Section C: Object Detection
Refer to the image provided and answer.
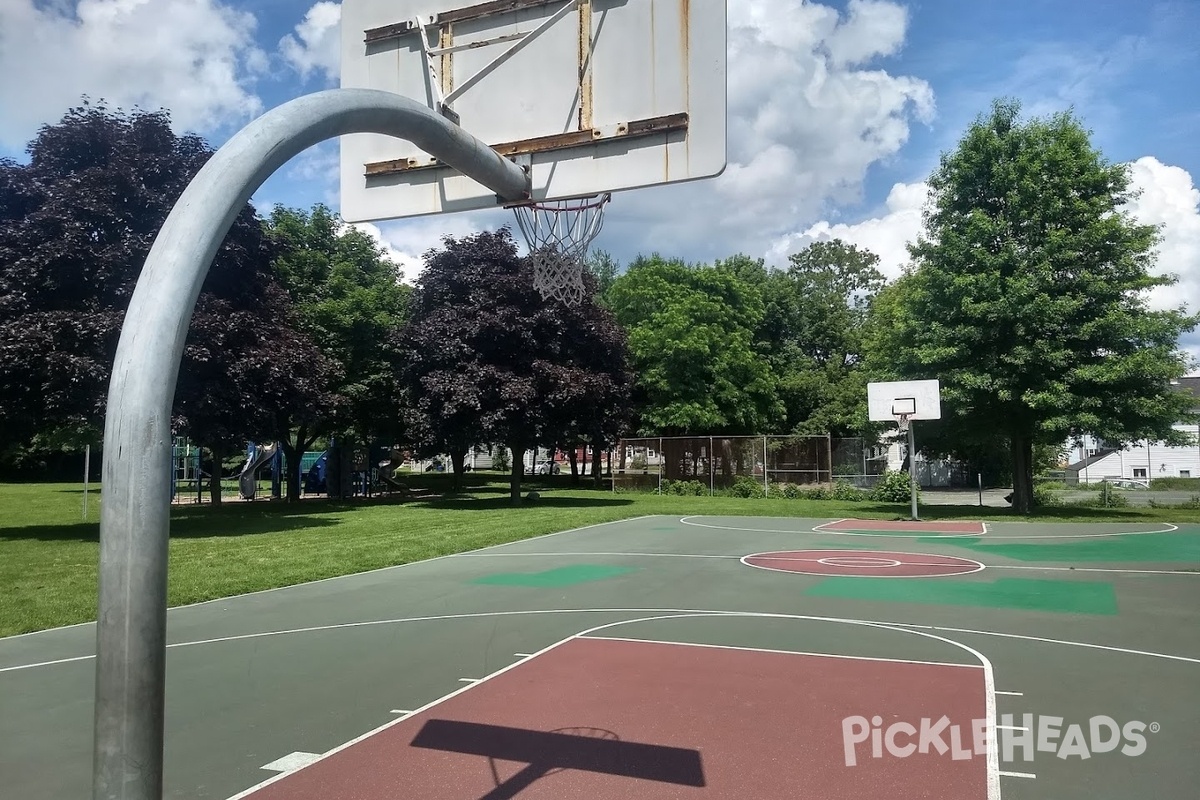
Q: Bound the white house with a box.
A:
[1065,377,1200,484]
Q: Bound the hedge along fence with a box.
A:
[652,471,919,504]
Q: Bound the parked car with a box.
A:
[534,460,561,475]
[1106,479,1149,490]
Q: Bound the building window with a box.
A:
[1133,468,1147,479]
[1181,470,1191,479]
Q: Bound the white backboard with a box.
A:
[339,0,727,223]
[868,380,942,422]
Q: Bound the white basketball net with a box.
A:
[896,413,911,433]
[512,193,611,306]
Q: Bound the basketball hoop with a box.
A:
[510,192,611,306]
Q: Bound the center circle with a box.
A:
[816,557,903,568]
[742,549,985,578]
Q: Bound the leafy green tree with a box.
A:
[264,204,411,497]
[777,240,886,437]
[608,255,783,435]
[866,99,1199,512]
[584,249,620,304]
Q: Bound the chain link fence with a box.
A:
[613,435,891,494]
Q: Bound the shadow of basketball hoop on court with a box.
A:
[409,718,706,798]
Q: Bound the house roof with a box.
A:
[1065,449,1118,473]
[1175,377,1200,402]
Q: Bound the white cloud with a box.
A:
[767,180,929,278]
[1125,157,1200,314]
[594,0,935,265]
[367,213,493,286]
[279,1,341,84]
[0,0,266,150]
[774,156,1200,294]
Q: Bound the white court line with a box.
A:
[457,677,478,683]
[513,652,533,657]
[987,564,1200,576]
[388,709,410,715]
[813,518,989,536]
[995,691,1024,696]
[689,516,988,538]
[895,624,1200,665]
[741,550,987,579]
[260,752,321,772]
[453,551,739,559]
[218,610,1002,800]
[455,550,1200,577]
[0,515,664,641]
[582,635,983,669]
[999,770,1036,779]
[995,725,1029,731]
[8,606,1200,676]
[681,516,1183,541]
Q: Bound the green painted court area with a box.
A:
[472,564,638,588]
[804,577,1119,615]
[928,531,1200,563]
[3,513,1199,800]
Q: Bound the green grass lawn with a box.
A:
[3,478,1198,637]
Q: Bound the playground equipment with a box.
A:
[237,442,281,500]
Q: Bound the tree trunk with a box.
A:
[450,448,465,492]
[592,440,603,488]
[1010,433,1034,514]
[567,445,579,484]
[280,438,303,502]
[207,446,223,505]
[509,440,524,504]
[278,424,315,502]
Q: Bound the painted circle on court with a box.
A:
[816,556,904,568]
[742,549,985,578]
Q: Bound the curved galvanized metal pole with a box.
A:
[94,88,529,800]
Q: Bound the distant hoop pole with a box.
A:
[93,88,529,800]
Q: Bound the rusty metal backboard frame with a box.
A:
[340,0,727,222]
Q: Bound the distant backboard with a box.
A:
[339,0,728,223]
[868,380,942,422]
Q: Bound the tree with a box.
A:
[264,204,411,498]
[775,240,886,437]
[0,101,317,495]
[401,229,632,501]
[607,255,782,435]
[865,99,1199,513]
[585,249,620,304]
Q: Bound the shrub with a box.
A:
[630,454,648,470]
[728,475,766,498]
[831,480,866,502]
[870,470,917,503]
[772,482,800,499]
[659,479,706,496]
[1033,483,1063,507]
[1150,477,1200,491]
[797,485,830,501]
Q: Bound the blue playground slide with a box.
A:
[238,443,279,500]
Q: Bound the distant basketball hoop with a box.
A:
[510,192,611,306]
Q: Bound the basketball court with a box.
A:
[4,513,1199,799]
[70,1,1200,799]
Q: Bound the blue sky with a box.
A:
[1,0,1197,367]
